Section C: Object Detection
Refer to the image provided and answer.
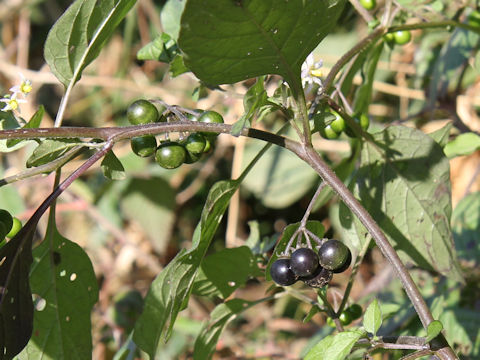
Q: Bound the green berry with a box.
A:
[345,114,370,137]
[320,125,340,139]
[184,151,202,164]
[184,133,206,155]
[199,110,224,139]
[346,304,363,320]
[393,30,411,45]
[6,217,22,238]
[339,311,353,326]
[360,0,376,10]
[329,111,346,134]
[326,317,336,327]
[131,135,157,157]
[0,209,13,238]
[155,141,186,169]
[127,99,160,125]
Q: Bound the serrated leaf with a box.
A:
[192,246,261,299]
[0,223,36,358]
[101,150,126,180]
[26,139,83,168]
[339,126,463,281]
[132,179,241,357]
[19,224,99,359]
[193,299,252,360]
[178,0,346,87]
[265,220,324,281]
[6,106,44,148]
[363,298,382,336]
[425,320,443,343]
[137,33,180,62]
[444,132,480,158]
[44,0,136,87]
[305,330,364,360]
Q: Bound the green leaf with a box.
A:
[192,246,261,299]
[133,179,241,357]
[44,0,136,87]
[444,132,480,158]
[26,139,83,168]
[0,223,36,358]
[353,42,383,115]
[304,330,364,360]
[241,131,317,208]
[425,320,443,343]
[451,191,480,264]
[160,0,186,40]
[428,122,452,148]
[19,224,99,359]
[363,298,382,336]
[265,220,324,281]
[193,299,253,360]
[169,54,189,77]
[120,177,175,254]
[339,126,463,281]
[101,150,126,180]
[6,105,44,148]
[178,0,346,87]
[137,33,180,62]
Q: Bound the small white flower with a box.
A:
[1,92,27,112]
[9,72,32,96]
[301,53,324,88]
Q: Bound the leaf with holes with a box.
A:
[339,126,463,281]
[0,223,36,358]
[18,224,99,359]
[44,0,136,87]
[178,0,346,88]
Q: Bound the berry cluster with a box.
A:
[126,99,224,169]
[311,111,369,139]
[0,209,22,242]
[270,239,352,288]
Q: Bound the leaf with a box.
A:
[178,0,346,87]
[426,320,443,343]
[451,191,480,265]
[0,223,36,358]
[44,0,136,87]
[6,106,44,148]
[428,122,452,148]
[192,246,261,299]
[363,298,382,336]
[265,220,324,281]
[26,139,83,168]
[133,179,241,357]
[193,299,252,360]
[339,125,463,281]
[120,177,175,254]
[137,33,180,62]
[169,54,189,77]
[101,150,126,180]
[353,42,383,115]
[241,131,318,208]
[160,0,186,40]
[444,132,480,158]
[19,224,99,359]
[304,330,364,360]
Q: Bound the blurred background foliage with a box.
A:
[1,0,480,359]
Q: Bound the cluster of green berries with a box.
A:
[126,99,224,169]
[384,30,412,46]
[0,209,22,243]
[327,303,363,327]
[311,111,370,140]
[270,239,352,288]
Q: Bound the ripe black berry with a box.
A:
[270,258,296,286]
[290,248,319,277]
[318,239,352,272]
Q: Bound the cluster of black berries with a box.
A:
[126,99,224,169]
[270,239,352,288]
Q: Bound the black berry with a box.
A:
[290,248,319,277]
[318,239,352,272]
[270,258,297,286]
